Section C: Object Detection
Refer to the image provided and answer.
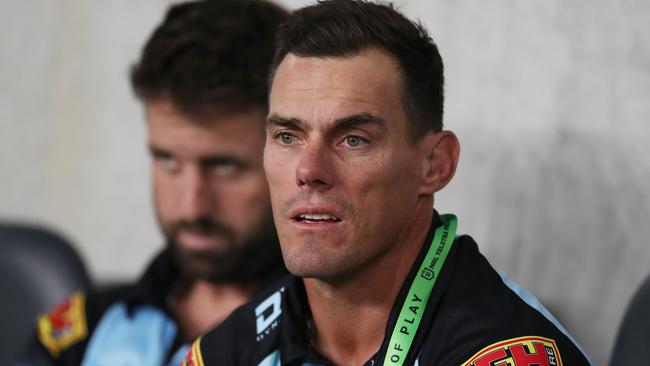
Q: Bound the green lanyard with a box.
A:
[383,214,458,366]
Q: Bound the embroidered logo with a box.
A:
[37,292,88,357]
[255,287,284,342]
[461,336,563,366]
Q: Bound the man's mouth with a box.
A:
[295,213,341,223]
[179,230,220,244]
[176,227,231,251]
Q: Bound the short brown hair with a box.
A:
[270,0,445,140]
[131,0,288,117]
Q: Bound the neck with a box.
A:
[171,279,257,341]
[304,199,434,365]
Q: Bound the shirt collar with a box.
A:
[123,248,179,314]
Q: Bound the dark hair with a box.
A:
[131,0,288,117]
[270,0,444,139]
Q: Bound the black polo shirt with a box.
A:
[188,213,592,366]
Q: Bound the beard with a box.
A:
[163,215,283,284]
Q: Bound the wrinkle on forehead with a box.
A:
[273,49,401,92]
[269,48,405,128]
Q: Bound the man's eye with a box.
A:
[213,162,238,175]
[278,132,295,145]
[155,154,179,171]
[344,135,367,148]
[204,159,244,176]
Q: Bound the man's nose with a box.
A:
[180,166,212,220]
[295,141,334,191]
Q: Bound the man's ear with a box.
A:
[419,131,460,195]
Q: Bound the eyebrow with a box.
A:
[266,115,308,132]
[332,113,387,133]
[148,145,171,157]
[266,113,387,134]
[149,145,246,167]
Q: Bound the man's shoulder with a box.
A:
[419,235,591,365]
[35,247,178,359]
[188,274,297,366]
[24,285,131,365]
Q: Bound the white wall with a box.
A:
[1,1,648,364]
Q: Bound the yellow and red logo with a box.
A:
[36,292,88,357]
[181,337,205,366]
[462,336,563,366]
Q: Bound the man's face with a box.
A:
[265,49,429,282]
[147,100,279,282]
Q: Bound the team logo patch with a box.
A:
[461,336,563,366]
[36,292,88,357]
[181,337,205,366]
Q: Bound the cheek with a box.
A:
[218,175,271,224]
[152,173,177,213]
[264,150,293,197]
[381,156,421,218]
[345,151,420,213]
[343,151,400,194]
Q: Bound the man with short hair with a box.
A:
[187,0,592,365]
[21,1,288,364]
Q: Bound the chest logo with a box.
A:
[255,287,284,342]
[461,336,563,366]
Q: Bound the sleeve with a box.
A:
[455,335,590,366]
[15,292,90,366]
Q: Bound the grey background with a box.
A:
[1,1,649,364]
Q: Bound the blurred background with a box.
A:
[1,1,648,364]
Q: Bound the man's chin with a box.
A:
[172,248,235,283]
